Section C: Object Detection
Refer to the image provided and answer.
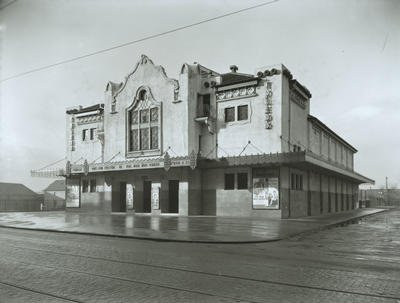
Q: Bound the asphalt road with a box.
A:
[0,209,399,303]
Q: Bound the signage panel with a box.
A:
[126,184,134,210]
[252,177,279,209]
[66,178,80,208]
[151,182,161,210]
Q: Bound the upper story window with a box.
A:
[224,104,249,123]
[224,107,235,122]
[237,105,248,121]
[127,87,161,156]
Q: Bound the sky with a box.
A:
[0,0,399,191]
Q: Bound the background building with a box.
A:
[36,55,373,218]
[43,180,66,211]
[0,182,42,212]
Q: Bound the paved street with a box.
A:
[0,209,399,303]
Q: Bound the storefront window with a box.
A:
[237,173,248,189]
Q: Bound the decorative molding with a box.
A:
[76,114,103,125]
[216,85,256,102]
[112,54,179,102]
[265,82,273,129]
[290,89,307,109]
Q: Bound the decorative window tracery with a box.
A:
[127,87,161,156]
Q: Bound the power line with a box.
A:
[0,0,17,11]
[0,0,279,83]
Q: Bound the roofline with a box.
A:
[308,115,358,153]
[216,76,260,88]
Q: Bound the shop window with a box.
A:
[237,105,248,121]
[82,180,89,193]
[237,173,248,189]
[224,107,235,122]
[90,179,96,192]
[224,173,235,190]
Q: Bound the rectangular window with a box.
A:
[140,109,149,123]
[224,107,235,122]
[291,173,295,189]
[224,173,235,190]
[237,173,248,189]
[82,180,89,193]
[82,129,87,141]
[140,128,149,150]
[237,105,248,121]
[90,179,96,192]
[90,128,95,140]
[150,127,158,149]
[291,173,303,190]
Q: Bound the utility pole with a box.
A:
[385,176,388,206]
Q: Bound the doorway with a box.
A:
[143,181,152,213]
[168,180,179,213]
[112,182,126,212]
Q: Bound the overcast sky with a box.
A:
[0,0,399,191]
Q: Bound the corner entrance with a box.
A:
[167,180,179,213]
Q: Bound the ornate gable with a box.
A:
[111,54,179,103]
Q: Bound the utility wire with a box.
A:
[0,0,17,11]
[0,0,279,83]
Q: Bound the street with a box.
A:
[0,209,399,303]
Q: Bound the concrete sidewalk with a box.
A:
[0,208,386,243]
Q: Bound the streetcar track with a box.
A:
[0,244,399,302]
[0,280,84,303]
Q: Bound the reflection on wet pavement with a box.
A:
[0,208,385,242]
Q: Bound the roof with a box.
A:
[0,182,39,197]
[218,72,258,87]
[44,180,65,192]
[66,103,104,114]
[308,115,358,153]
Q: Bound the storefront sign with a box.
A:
[252,177,279,209]
[151,182,161,210]
[126,184,134,210]
[66,178,80,208]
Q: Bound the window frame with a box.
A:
[237,105,248,121]
[224,107,235,123]
[237,172,248,190]
[126,88,162,158]
[224,173,235,190]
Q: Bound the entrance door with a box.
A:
[168,180,179,213]
[143,181,152,213]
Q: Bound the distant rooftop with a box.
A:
[44,180,66,192]
[66,103,104,115]
[0,182,39,197]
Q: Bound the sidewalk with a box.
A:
[0,208,386,243]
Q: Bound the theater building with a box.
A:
[62,55,373,218]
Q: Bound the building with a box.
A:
[58,55,373,218]
[0,182,42,212]
[43,180,66,210]
[359,188,400,208]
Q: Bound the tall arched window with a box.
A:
[127,88,161,156]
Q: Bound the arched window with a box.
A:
[127,88,161,156]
